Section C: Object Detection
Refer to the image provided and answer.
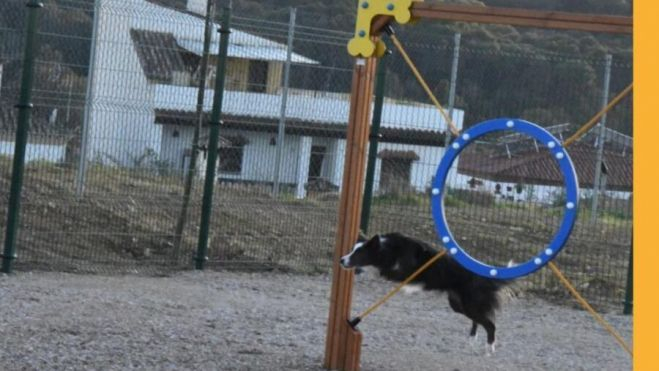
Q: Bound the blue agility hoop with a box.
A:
[430,119,579,280]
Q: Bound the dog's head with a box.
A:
[340,233,382,269]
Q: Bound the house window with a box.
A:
[467,177,483,189]
[248,60,268,93]
[308,146,326,181]
[224,58,246,90]
[206,65,216,88]
[377,150,419,195]
[219,147,242,173]
[218,135,248,174]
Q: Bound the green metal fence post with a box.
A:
[1,0,44,274]
[173,0,216,262]
[360,54,388,234]
[195,4,231,270]
[623,233,633,315]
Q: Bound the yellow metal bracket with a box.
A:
[347,0,419,58]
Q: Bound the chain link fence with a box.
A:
[0,0,631,311]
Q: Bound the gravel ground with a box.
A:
[0,271,632,371]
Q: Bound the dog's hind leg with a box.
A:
[470,321,478,336]
[470,321,478,337]
[474,316,496,355]
[480,317,495,345]
[468,321,479,347]
[463,307,496,354]
[448,292,480,346]
[459,290,498,354]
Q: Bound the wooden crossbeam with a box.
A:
[408,3,632,34]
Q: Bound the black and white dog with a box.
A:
[340,232,514,353]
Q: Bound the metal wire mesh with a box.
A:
[0,0,632,311]
[367,34,632,312]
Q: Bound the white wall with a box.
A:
[369,143,447,194]
[296,136,312,198]
[160,124,193,171]
[327,139,346,190]
[86,0,170,166]
[186,0,207,16]
[227,130,301,184]
[0,141,66,163]
[160,126,311,185]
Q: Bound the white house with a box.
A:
[452,123,632,204]
[87,0,317,166]
[0,103,70,163]
[154,84,463,196]
[87,0,465,198]
[0,59,69,162]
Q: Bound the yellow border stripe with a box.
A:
[634,1,657,369]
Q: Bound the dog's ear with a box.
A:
[373,234,385,249]
[357,230,368,243]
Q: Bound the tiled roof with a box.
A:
[457,144,632,191]
[126,0,318,64]
[378,150,420,161]
[153,84,464,133]
[130,29,192,83]
[154,109,450,147]
[146,0,186,9]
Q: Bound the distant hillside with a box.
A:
[234,0,631,60]
[234,0,632,133]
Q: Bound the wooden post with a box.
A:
[323,56,377,371]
